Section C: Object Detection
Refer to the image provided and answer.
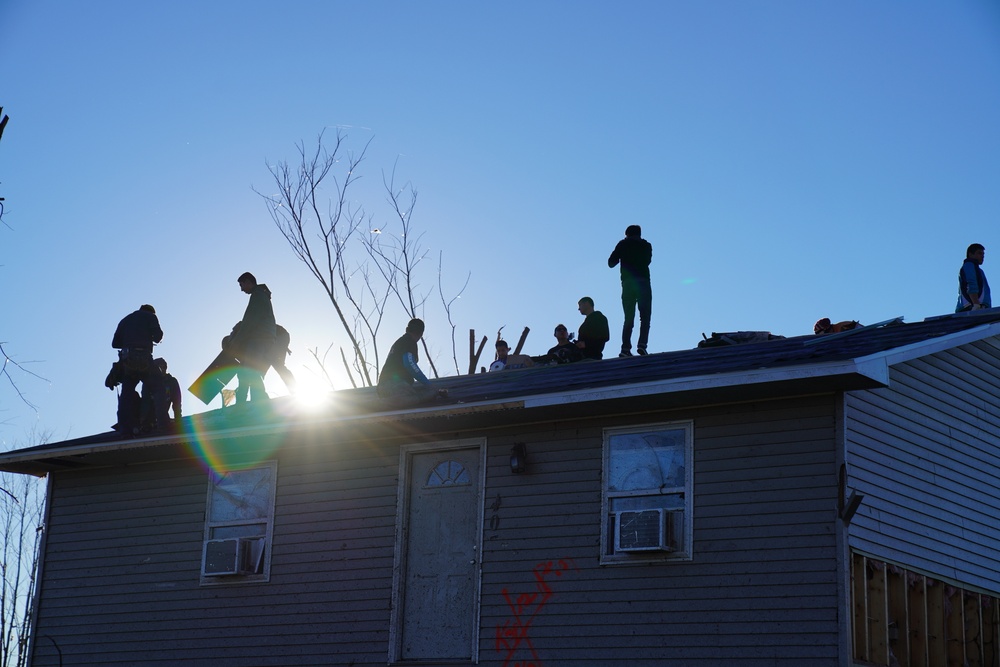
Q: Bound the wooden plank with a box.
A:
[888,563,910,667]
[966,590,984,667]
[908,572,929,667]
[948,585,964,666]
[853,553,869,661]
[984,597,999,667]
[868,559,889,664]
[928,577,948,666]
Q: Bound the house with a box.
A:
[3,309,1000,666]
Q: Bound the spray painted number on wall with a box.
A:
[495,558,578,667]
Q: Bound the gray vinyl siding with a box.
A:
[479,396,841,666]
[846,337,1000,593]
[32,440,403,667]
[31,395,841,666]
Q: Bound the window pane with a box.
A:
[210,467,274,522]
[608,429,685,492]
[425,460,471,487]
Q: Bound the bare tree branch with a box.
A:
[1,429,50,667]
[253,130,376,386]
[256,133,471,390]
[339,348,358,389]
[306,344,344,389]
[0,343,47,412]
[362,160,439,377]
[438,251,470,376]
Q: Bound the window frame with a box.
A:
[601,421,694,564]
[200,460,278,585]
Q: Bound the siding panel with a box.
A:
[480,396,840,666]
[847,341,1000,593]
[32,396,841,666]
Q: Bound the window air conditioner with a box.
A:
[615,509,680,552]
[202,537,265,576]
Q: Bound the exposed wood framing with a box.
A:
[468,329,488,374]
[851,551,1000,666]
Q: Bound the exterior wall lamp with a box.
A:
[510,443,527,474]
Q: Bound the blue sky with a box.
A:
[2,1,999,445]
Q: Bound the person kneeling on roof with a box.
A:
[377,318,447,406]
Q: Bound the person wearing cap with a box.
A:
[490,340,510,371]
[111,304,167,434]
[531,324,584,366]
[547,324,583,363]
[227,272,277,403]
[608,224,653,357]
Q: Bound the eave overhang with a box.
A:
[0,356,889,477]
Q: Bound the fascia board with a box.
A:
[524,357,890,408]
[858,321,1000,368]
[0,356,892,472]
[0,439,166,468]
[0,422,279,471]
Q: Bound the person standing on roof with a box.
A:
[957,243,991,312]
[227,272,276,403]
[575,296,610,360]
[608,224,653,357]
[377,318,446,406]
[268,324,297,393]
[111,304,168,434]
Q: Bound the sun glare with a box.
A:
[290,374,334,411]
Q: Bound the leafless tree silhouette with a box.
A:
[1,430,49,667]
[255,131,468,388]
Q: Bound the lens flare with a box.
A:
[184,400,289,474]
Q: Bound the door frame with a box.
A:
[388,438,486,664]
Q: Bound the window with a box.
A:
[201,461,277,584]
[602,422,693,563]
[425,460,471,487]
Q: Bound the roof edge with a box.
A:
[861,319,1000,368]
[0,355,894,473]
[524,357,890,408]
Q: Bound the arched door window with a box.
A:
[425,460,471,487]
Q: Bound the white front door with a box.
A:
[392,442,483,661]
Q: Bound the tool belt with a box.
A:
[119,348,152,374]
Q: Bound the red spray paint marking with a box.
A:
[495,559,578,667]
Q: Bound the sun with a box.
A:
[286,373,334,412]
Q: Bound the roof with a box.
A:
[3,309,1000,476]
